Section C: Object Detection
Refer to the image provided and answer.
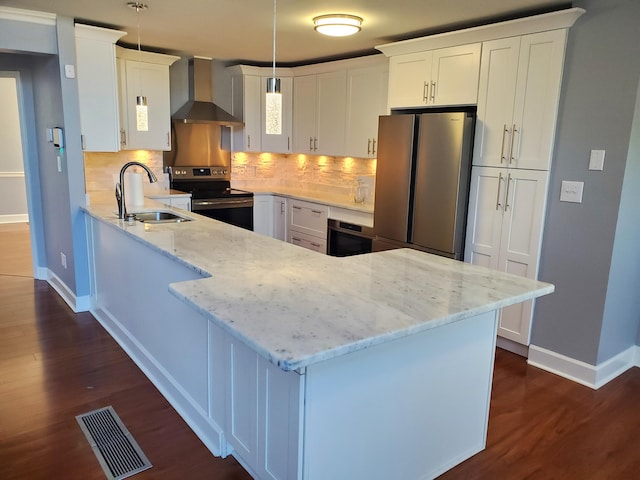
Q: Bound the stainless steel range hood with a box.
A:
[172,57,242,125]
[165,57,241,169]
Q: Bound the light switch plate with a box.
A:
[64,64,75,79]
[589,150,605,171]
[560,181,584,203]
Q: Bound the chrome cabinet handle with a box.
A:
[310,242,321,248]
[495,172,504,210]
[509,124,519,164]
[500,124,508,164]
[372,138,376,155]
[292,205,302,210]
[287,136,290,151]
[309,136,313,151]
[166,132,170,148]
[81,134,86,150]
[247,134,251,149]
[311,209,322,214]
[314,137,318,151]
[505,173,513,211]
[430,81,436,102]
[423,81,429,103]
[292,236,301,242]
[120,128,127,146]
[367,138,372,155]
[280,201,284,214]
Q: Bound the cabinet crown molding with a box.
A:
[75,24,126,43]
[116,45,180,66]
[376,7,585,57]
[0,6,56,25]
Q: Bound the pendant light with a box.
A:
[265,0,282,135]
[128,2,149,131]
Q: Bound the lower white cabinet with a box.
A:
[223,335,303,480]
[287,199,327,254]
[464,166,548,345]
[253,195,275,236]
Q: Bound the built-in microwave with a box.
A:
[327,219,375,257]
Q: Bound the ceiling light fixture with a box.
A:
[313,14,363,37]
[128,2,149,132]
[265,0,282,135]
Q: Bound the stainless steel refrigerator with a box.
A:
[372,110,475,260]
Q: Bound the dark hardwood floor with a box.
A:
[1,224,639,479]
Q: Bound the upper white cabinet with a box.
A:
[345,60,389,158]
[74,24,126,152]
[387,43,481,109]
[465,167,548,345]
[116,47,178,151]
[229,66,293,154]
[472,30,567,170]
[293,71,347,156]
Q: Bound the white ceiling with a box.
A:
[5,0,570,64]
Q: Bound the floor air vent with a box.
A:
[76,406,152,480]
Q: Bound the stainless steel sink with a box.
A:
[133,211,193,223]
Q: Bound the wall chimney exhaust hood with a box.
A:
[172,57,242,126]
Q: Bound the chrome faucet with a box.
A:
[115,161,158,219]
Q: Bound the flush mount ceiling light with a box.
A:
[313,14,363,37]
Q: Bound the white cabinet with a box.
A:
[116,47,178,151]
[253,195,274,236]
[229,66,293,154]
[287,199,327,254]
[473,30,567,170]
[465,167,548,344]
[74,24,126,152]
[345,62,388,158]
[273,196,287,241]
[223,334,302,480]
[293,71,347,156]
[387,43,481,108]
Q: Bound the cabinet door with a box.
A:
[288,200,327,238]
[261,76,293,154]
[75,26,123,152]
[431,43,481,106]
[121,60,172,151]
[232,74,262,152]
[510,30,567,170]
[497,169,548,344]
[288,229,327,254]
[345,64,388,158]
[473,37,521,168]
[293,75,317,153]
[315,70,347,156]
[464,166,506,270]
[387,51,432,108]
[253,195,274,237]
[273,196,287,241]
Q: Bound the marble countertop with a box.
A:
[83,198,553,372]
[237,185,374,214]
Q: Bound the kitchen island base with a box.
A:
[85,209,546,480]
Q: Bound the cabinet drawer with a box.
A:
[288,229,327,254]
[289,200,328,238]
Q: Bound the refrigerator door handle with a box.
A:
[496,172,504,210]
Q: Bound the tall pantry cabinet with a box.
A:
[465,29,568,348]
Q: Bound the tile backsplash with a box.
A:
[231,152,377,198]
[84,151,168,195]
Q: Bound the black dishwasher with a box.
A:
[327,219,375,257]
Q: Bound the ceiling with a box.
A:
[5,0,571,65]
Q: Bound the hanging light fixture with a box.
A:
[128,2,149,132]
[313,14,363,37]
[265,0,282,135]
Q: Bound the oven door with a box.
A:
[327,219,374,257]
[192,197,254,231]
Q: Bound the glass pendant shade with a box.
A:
[265,77,282,135]
[136,95,149,131]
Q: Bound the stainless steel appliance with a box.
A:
[373,110,475,259]
[327,219,375,257]
[169,166,254,231]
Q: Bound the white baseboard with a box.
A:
[0,214,29,224]
[46,269,92,313]
[528,344,640,389]
[496,336,529,357]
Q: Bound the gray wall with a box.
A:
[532,0,640,364]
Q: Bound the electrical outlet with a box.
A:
[60,252,67,269]
[560,181,584,203]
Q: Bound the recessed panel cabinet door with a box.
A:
[431,43,481,106]
[387,51,432,108]
[316,70,347,156]
[293,75,317,153]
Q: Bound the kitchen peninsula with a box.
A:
[83,198,553,480]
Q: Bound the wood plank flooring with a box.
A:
[1,225,639,479]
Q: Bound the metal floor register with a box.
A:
[76,406,152,480]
